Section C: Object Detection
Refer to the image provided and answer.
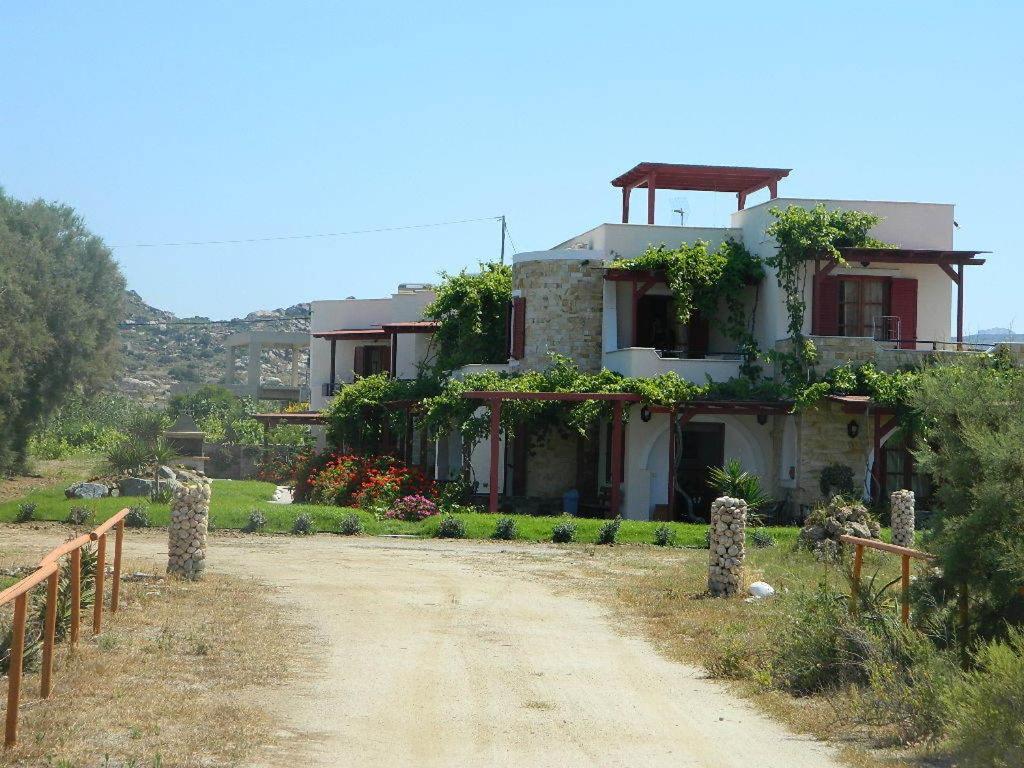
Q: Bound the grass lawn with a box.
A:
[0,478,803,546]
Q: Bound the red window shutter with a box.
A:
[511,297,526,360]
[353,345,365,378]
[890,278,918,349]
[814,276,839,335]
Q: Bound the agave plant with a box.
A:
[707,458,772,511]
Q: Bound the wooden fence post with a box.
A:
[111,519,124,613]
[4,593,28,747]
[849,542,864,615]
[93,533,106,635]
[40,570,59,698]
[70,547,81,646]
[900,554,911,625]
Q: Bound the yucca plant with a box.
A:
[707,458,772,512]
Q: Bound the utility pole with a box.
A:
[499,215,506,264]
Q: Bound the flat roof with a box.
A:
[835,247,986,265]
[611,162,791,193]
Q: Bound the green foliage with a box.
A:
[15,502,36,523]
[323,374,441,453]
[610,239,764,368]
[167,385,270,445]
[424,262,512,372]
[706,458,772,511]
[66,505,94,526]
[436,514,466,539]
[291,513,315,535]
[29,390,142,459]
[752,528,776,549]
[765,204,890,382]
[0,188,125,473]
[912,358,1024,639]
[818,462,856,499]
[338,512,363,536]
[244,508,267,532]
[125,504,152,528]
[946,627,1024,766]
[551,518,576,543]
[492,516,517,540]
[596,516,622,545]
[653,523,675,547]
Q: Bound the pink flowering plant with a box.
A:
[386,494,439,522]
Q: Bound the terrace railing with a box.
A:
[2,508,129,748]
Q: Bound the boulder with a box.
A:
[66,481,108,499]
[158,465,176,480]
[118,477,154,497]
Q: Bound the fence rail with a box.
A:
[2,507,130,748]
[840,534,933,625]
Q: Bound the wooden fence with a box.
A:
[840,534,933,625]
[2,508,130,748]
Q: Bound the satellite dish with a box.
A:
[669,195,691,226]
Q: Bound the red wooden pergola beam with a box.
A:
[462,391,642,403]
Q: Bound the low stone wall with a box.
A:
[708,496,747,597]
[168,473,211,580]
[890,489,915,548]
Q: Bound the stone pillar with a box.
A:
[708,496,748,596]
[247,340,261,392]
[890,489,915,548]
[168,473,212,580]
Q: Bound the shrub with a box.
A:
[386,494,439,522]
[292,513,315,535]
[818,462,856,499]
[15,502,36,523]
[244,509,267,533]
[492,516,517,540]
[125,504,151,528]
[436,515,466,539]
[66,505,93,526]
[752,528,776,549]
[552,519,576,544]
[303,453,436,509]
[653,524,675,547]
[338,512,363,536]
[596,517,621,545]
[702,527,711,549]
[946,627,1024,766]
[708,459,772,511]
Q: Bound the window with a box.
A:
[355,345,389,377]
[881,431,933,505]
[838,277,889,338]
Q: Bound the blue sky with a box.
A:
[2,2,1021,333]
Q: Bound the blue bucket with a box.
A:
[563,489,580,515]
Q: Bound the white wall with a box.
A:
[733,198,957,346]
[620,412,775,520]
[553,223,742,259]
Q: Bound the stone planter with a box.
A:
[167,472,211,580]
[708,496,748,597]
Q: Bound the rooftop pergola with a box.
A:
[611,162,791,224]
[462,390,791,518]
[814,247,987,344]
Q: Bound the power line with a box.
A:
[503,218,520,255]
[109,215,502,249]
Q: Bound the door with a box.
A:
[675,423,725,521]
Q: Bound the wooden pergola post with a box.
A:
[610,400,623,517]
[956,263,964,347]
[646,172,657,225]
[488,399,501,513]
[329,339,337,395]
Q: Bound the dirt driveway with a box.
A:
[3,529,842,767]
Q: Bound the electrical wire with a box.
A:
[109,215,502,249]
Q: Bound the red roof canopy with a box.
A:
[611,162,791,221]
[381,321,440,333]
[611,162,791,194]
[312,328,388,341]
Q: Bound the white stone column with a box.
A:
[708,496,748,597]
[168,473,212,580]
[890,489,915,548]
[247,340,261,392]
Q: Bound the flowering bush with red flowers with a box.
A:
[256,448,312,484]
[299,452,436,510]
[385,494,439,521]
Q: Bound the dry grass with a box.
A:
[558,543,918,768]
[0,455,105,504]
[1,551,303,767]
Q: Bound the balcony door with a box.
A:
[674,422,725,521]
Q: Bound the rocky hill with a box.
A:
[119,290,310,403]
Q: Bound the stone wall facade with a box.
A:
[525,432,578,498]
[793,402,872,510]
[513,258,604,372]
